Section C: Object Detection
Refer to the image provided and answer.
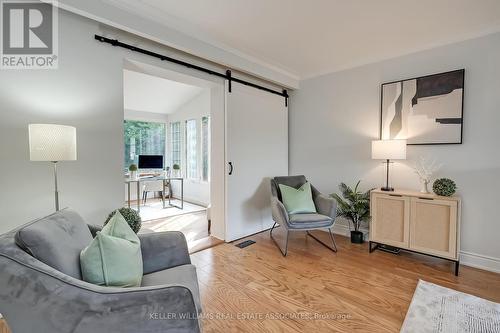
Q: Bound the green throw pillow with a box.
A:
[278,182,317,214]
[80,211,143,287]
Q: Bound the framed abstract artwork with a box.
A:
[380,69,464,145]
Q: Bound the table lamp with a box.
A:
[371,139,406,191]
[29,124,77,211]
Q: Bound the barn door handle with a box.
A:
[228,162,233,175]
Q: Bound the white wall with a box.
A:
[0,9,228,233]
[124,109,168,123]
[167,90,211,206]
[289,32,500,272]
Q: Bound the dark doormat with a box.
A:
[235,240,256,248]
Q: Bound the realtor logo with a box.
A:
[1,0,58,69]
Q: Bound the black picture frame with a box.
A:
[380,69,465,145]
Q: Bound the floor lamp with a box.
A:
[29,124,77,211]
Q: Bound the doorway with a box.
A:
[122,59,225,251]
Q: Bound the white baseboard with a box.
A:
[459,251,500,273]
[331,223,369,241]
[329,225,500,274]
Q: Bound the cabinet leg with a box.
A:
[455,261,460,276]
[369,241,378,253]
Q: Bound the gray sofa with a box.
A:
[270,175,338,256]
[0,208,201,333]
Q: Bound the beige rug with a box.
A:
[401,280,500,333]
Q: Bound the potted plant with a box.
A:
[165,166,171,178]
[331,181,371,244]
[433,178,457,196]
[105,208,142,233]
[129,164,138,180]
[172,164,180,177]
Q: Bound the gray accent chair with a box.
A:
[0,208,201,333]
[270,175,338,256]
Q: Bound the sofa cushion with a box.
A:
[279,182,317,214]
[288,213,333,229]
[80,211,143,287]
[15,208,93,279]
[142,264,202,314]
[273,175,307,201]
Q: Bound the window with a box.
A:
[202,116,210,181]
[124,120,165,170]
[170,122,181,168]
[185,119,197,179]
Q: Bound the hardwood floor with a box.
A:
[141,211,210,245]
[192,228,500,332]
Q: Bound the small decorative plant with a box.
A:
[128,164,138,172]
[330,181,371,244]
[433,178,456,197]
[105,208,141,233]
[173,164,180,170]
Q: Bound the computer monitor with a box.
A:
[138,155,163,169]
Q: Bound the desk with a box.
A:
[125,177,184,213]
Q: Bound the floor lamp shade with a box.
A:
[29,124,77,211]
[29,124,77,161]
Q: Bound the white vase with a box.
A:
[420,179,430,193]
[130,171,138,181]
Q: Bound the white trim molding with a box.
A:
[331,222,369,241]
[460,251,500,274]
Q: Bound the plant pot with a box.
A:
[350,230,364,244]
[130,171,138,181]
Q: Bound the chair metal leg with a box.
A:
[270,222,289,256]
[307,228,338,253]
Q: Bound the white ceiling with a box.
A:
[109,0,500,80]
[123,69,204,114]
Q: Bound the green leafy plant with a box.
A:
[128,164,138,172]
[433,178,456,196]
[330,181,371,232]
[105,208,142,234]
[173,164,180,170]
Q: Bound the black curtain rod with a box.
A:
[94,35,289,101]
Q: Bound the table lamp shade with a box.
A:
[371,140,406,160]
[29,124,77,161]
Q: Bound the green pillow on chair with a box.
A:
[80,211,143,287]
[278,182,317,214]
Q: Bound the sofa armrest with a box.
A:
[87,225,191,274]
[139,231,191,274]
[0,253,200,333]
[271,196,289,226]
[314,194,337,219]
[72,284,200,333]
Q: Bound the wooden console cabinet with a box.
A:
[369,189,461,275]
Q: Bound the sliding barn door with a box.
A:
[225,81,288,241]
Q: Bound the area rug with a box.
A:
[401,280,500,333]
